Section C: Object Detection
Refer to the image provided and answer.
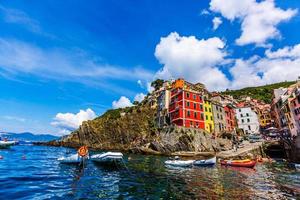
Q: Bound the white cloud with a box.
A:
[212,17,222,30]
[0,38,153,94]
[0,4,54,38]
[51,108,96,134]
[153,32,300,91]
[112,96,133,109]
[265,44,300,59]
[154,32,230,91]
[229,57,264,89]
[229,44,300,89]
[0,4,40,32]
[137,80,143,88]
[134,93,146,102]
[200,9,210,15]
[146,82,154,93]
[2,115,26,122]
[209,0,297,46]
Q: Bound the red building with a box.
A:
[169,79,205,129]
[224,104,236,132]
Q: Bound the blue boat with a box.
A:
[193,157,216,166]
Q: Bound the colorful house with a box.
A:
[212,101,226,135]
[290,89,300,136]
[235,105,260,134]
[204,98,214,133]
[224,104,236,132]
[156,81,172,128]
[169,79,205,129]
[256,104,272,128]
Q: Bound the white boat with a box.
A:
[58,154,82,164]
[165,159,195,167]
[193,157,216,166]
[0,141,15,149]
[294,163,300,172]
[91,152,123,165]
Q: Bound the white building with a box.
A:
[235,107,260,134]
[156,82,172,128]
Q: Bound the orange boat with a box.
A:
[220,159,256,168]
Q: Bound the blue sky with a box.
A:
[0,0,300,135]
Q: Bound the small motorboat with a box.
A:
[58,154,83,164]
[165,159,195,167]
[289,163,300,172]
[19,140,33,145]
[295,164,300,172]
[220,159,256,168]
[91,152,123,165]
[194,157,216,166]
[0,140,16,149]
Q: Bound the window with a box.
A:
[200,104,203,110]
[246,113,249,117]
[217,113,219,119]
[196,122,199,127]
[186,101,190,107]
[239,109,241,112]
[201,113,204,120]
[186,92,190,98]
[242,119,244,123]
[247,118,250,122]
[240,114,243,117]
[206,115,208,120]
[194,112,197,118]
[190,121,193,127]
[194,103,196,109]
[205,107,208,112]
[211,116,213,120]
[209,108,212,112]
[248,125,251,130]
[187,111,190,117]
[221,115,223,120]
[193,94,196,100]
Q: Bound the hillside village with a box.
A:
[152,78,300,161]
[48,78,300,162]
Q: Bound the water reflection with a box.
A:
[0,146,299,199]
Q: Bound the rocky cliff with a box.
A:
[48,99,232,155]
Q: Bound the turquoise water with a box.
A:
[0,145,299,199]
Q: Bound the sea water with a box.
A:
[0,145,299,199]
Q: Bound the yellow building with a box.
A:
[204,99,214,133]
[257,105,272,128]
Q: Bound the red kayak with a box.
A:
[220,160,256,168]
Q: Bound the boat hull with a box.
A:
[220,160,256,168]
[165,160,195,167]
[194,157,216,166]
[0,141,15,149]
[91,152,124,166]
[58,154,83,164]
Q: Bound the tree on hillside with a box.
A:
[151,79,164,91]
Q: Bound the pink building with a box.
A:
[290,89,300,137]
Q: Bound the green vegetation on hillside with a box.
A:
[222,81,296,104]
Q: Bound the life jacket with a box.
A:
[77,146,88,157]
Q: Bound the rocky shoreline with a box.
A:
[38,98,267,160]
[38,127,266,160]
